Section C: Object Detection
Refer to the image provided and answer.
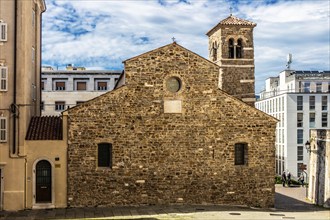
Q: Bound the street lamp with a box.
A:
[305,140,311,153]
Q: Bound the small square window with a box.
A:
[76,82,87,91]
[97,82,107,91]
[55,81,65,91]
[55,101,65,111]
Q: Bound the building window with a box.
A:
[322,113,328,127]
[98,143,112,168]
[322,96,327,111]
[40,101,44,111]
[55,81,66,91]
[297,113,303,127]
[0,66,8,91]
[297,96,303,111]
[76,82,87,91]
[236,39,243,58]
[166,76,182,93]
[304,82,310,93]
[297,146,303,161]
[297,129,303,144]
[297,163,304,177]
[212,41,217,61]
[76,101,84,105]
[55,101,65,111]
[97,82,107,91]
[228,38,234,59]
[41,81,45,91]
[309,96,315,110]
[309,113,315,128]
[234,143,247,165]
[316,82,322,92]
[0,22,7,42]
[0,117,7,142]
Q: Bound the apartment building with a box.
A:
[256,70,330,178]
[41,65,122,115]
[0,0,46,211]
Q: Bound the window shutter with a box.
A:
[0,67,8,91]
[55,81,65,90]
[97,82,107,90]
[0,117,7,142]
[77,82,86,90]
[0,23,7,42]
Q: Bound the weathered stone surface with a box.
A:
[208,24,256,106]
[66,43,276,208]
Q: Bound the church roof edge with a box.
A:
[206,15,256,36]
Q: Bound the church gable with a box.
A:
[66,42,276,208]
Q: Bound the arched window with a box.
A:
[228,38,234,58]
[98,143,112,168]
[236,39,243,58]
[212,41,217,61]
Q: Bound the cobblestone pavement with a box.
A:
[0,185,329,220]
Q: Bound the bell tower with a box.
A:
[206,14,257,106]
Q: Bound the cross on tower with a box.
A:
[172,37,176,43]
[229,6,233,15]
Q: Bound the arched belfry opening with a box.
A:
[228,38,234,59]
[236,39,243,58]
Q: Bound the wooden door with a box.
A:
[36,160,51,203]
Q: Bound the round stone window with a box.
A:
[166,77,181,93]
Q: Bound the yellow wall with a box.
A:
[25,139,67,209]
[25,114,67,209]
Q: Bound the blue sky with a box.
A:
[42,0,330,93]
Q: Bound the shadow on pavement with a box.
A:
[275,191,325,212]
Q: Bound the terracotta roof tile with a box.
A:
[219,15,256,26]
[26,116,63,140]
[206,15,256,36]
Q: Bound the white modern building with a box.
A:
[255,70,330,179]
[41,66,122,115]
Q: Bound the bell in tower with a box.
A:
[206,14,257,106]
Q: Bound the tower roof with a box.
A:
[206,15,256,36]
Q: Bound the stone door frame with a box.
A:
[32,158,55,209]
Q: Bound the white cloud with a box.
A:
[42,0,330,93]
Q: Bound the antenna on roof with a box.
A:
[286,53,292,70]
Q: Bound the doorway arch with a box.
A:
[33,158,55,209]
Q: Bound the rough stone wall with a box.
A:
[67,43,276,208]
[208,26,255,106]
[308,129,330,207]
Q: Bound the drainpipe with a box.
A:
[11,0,18,155]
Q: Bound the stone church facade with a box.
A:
[65,15,277,207]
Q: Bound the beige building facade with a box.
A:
[0,0,46,211]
